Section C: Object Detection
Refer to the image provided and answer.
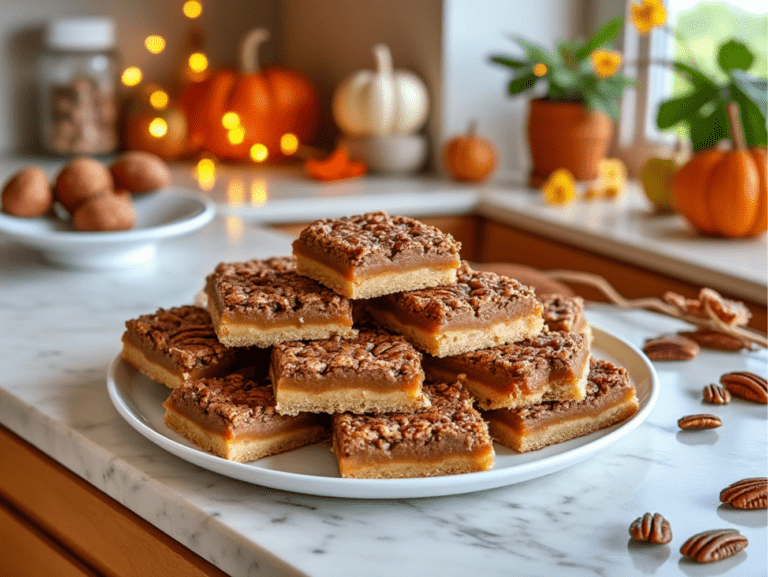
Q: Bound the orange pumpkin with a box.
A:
[181,28,320,162]
[443,122,497,182]
[672,104,767,238]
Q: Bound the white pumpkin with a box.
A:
[332,44,429,137]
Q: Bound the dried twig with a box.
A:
[543,270,767,349]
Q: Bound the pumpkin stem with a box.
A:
[466,120,478,137]
[372,44,393,76]
[726,102,747,151]
[240,28,270,74]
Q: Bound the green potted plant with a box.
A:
[490,18,635,185]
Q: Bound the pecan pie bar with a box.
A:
[270,329,429,416]
[422,331,590,410]
[292,212,461,299]
[332,381,494,479]
[205,258,356,348]
[163,373,329,462]
[121,305,256,389]
[539,293,592,343]
[483,358,639,452]
[365,262,544,357]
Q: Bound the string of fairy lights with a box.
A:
[117,0,302,192]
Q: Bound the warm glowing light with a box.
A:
[144,35,166,54]
[149,90,169,110]
[183,0,203,19]
[221,112,240,130]
[280,133,299,155]
[533,63,547,77]
[195,158,216,190]
[121,66,143,87]
[250,143,269,162]
[227,179,245,206]
[225,215,244,239]
[148,118,168,138]
[250,179,267,206]
[188,52,208,73]
[227,126,246,145]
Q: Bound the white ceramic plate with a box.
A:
[107,325,658,499]
[0,188,215,269]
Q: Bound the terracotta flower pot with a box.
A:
[527,98,614,186]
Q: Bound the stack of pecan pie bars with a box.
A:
[122,212,639,479]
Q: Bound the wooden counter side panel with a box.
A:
[0,425,228,577]
[0,498,99,577]
[479,220,767,332]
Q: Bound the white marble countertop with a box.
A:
[1,212,766,577]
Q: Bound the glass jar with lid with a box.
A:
[39,17,119,156]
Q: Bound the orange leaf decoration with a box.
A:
[305,147,367,182]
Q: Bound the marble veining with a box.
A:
[0,216,766,577]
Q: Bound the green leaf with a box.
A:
[671,61,718,90]
[583,88,620,120]
[507,71,538,95]
[717,39,754,73]
[489,55,530,69]
[688,106,728,151]
[574,18,623,60]
[656,88,718,129]
[514,38,555,66]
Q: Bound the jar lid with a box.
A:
[45,17,115,51]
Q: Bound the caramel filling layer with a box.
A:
[293,245,459,281]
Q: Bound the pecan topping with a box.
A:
[642,335,699,361]
[678,329,748,352]
[702,384,731,405]
[720,372,768,404]
[629,512,672,544]
[211,256,296,277]
[677,414,722,430]
[538,294,584,333]
[664,288,751,327]
[719,478,768,510]
[679,529,748,563]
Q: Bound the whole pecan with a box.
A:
[702,384,731,405]
[719,478,768,510]
[628,512,672,544]
[680,529,748,563]
[720,372,768,404]
[643,335,699,361]
[677,414,722,430]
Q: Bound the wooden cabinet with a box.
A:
[0,426,227,577]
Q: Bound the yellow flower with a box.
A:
[631,0,667,35]
[542,169,577,205]
[590,50,623,78]
[533,63,548,77]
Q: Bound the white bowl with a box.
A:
[0,188,215,269]
[339,134,428,174]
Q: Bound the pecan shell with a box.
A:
[702,384,731,405]
[720,372,768,404]
[680,529,748,563]
[720,478,768,510]
[628,512,672,544]
[677,414,722,430]
[642,335,699,361]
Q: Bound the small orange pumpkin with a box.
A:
[443,121,497,182]
[672,103,767,238]
[181,28,320,162]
